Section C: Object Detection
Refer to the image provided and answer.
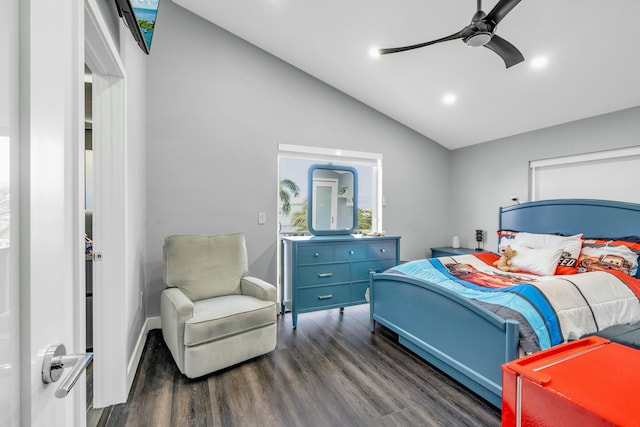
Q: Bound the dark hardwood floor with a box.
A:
[98,305,501,426]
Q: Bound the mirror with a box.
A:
[307,164,358,235]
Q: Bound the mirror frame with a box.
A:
[307,164,358,235]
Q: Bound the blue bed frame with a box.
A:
[369,199,640,408]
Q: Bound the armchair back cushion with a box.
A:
[163,233,249,301]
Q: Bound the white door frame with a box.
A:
[84,0,128,408]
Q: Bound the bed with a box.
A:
[368,199,640,408]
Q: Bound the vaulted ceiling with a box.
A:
[171,0,640,149]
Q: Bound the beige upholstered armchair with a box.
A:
[160,233,277,378]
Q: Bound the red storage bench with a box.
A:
[502,336,640,426]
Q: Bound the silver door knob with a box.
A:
[42,344,93,398]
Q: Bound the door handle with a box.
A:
[42,344,93,398]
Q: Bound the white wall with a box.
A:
[450,106,640,252]
[95,0,120,48]
[119,25,148,363]
[144,1,451,316]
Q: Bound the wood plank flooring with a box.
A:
[98,305,501,426]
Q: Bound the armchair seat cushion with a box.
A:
[184,295,276,347]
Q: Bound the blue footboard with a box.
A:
[369,272,519,408]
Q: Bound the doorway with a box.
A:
[84,64,102,426]
[312,179,338,231]
[85,0,129,409]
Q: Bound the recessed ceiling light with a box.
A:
[442,93,457,105]
[369,46,381,59]
[530,56,549,70]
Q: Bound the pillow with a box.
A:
[578,238,640,277]
[498,231,583,275]
[509,244,564,276]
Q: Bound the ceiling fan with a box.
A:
[378,0,525,68]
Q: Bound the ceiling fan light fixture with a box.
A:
[465,32,492,47]
[442,93,457,105]
[531,55,549,69]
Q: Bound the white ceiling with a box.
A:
[171,0,640,150]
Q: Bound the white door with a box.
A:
[6,0,89,425]
[0,1,19,425]
[2,2,129,425]
[312,179,338,230]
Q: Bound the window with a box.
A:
[530,146,640,203]
[278,144,383,236]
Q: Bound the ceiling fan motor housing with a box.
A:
[465,32,492,47]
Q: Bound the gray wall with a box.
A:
[145,1,451,316]
[144,2,639,318]
[450,106,640,252]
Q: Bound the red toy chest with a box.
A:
[502,336,640,426]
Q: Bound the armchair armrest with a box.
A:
[241,276,276,303]
[160,287,195,373]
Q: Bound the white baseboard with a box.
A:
[126,316,161,395]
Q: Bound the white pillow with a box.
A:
[509,244,564,276]
[513,232,582,249]
[512,232,583,275]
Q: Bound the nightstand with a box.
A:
[430,247,480,258]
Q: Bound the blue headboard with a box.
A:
[500,199,640,278]
[499,199,640,239]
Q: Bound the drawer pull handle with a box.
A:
[314,252,320,257]
[380,248,386,253]
[349,250,355,255]
[318,294,333,300]
[318,273,333,278]
[369,268,381,273]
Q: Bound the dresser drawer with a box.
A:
[367,241,396,260]
[298,245,334,264]
[297,263,350,287]
[334,243,366,261]
[351,259,397,282]
[298,284,350,310]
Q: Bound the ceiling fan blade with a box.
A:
[378,30,465,55]
[483,34,524,68]
[485,0,522,25]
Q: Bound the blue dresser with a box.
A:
[281,235,400,327]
